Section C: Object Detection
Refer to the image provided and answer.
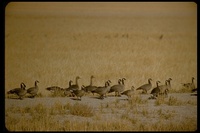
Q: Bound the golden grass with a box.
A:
[6,112,196,131]
[170,87,194,93]
[5,2,197,96]
[50,101,68,115]
[6,100,197,131]
[128,95,148,105]
[69,102,95,117]
[155,95,197,106]
[157,109,176,120]
[5,2,197,131]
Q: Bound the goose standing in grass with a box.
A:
[64,80,73,90]
[84,75,98,95]
[149,81,161,99]
[93,80,111,99]
[104,80,112,97]
[68,76,81,92]
[121,86,135,100]
[181,77,195,91]
[63,80,74,96]
[7,82,27,100]
[109,78,126,97]
[165,78,172,96]
[136,78,152,94]
[158,80,168,97]
[27,80,39,98]
[167,78,172,89]
[109,79,121,96]
[72,85,86,101]
[116,78,126,97]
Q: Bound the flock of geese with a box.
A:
[7,76,197,100]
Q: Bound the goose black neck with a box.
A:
[69,81,72,87]
[122,79,125,85]
[76,77,79,86]
[118,79,121,84]
[148,79,151,84]
[35,81,38,86]
[192,78,194,83]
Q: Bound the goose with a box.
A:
[84,75,98,95]
[167,78,172,89]
[72,85,86,101]
[109,79,122,96]
[158,80,168,97]
[181,77,195,90]
[7,82,27,100]
[93,80,111,99]
[121,86,135,100]
[136,78,152,94]
[27,80,39,98]
[109,78,126,97]
[67,76,81,93]
[150,81,161,99]
[165,79,172,96]
[63,80,74,96]
[104,80,112,97]
[64,80,73,90]
[116,78,126,96]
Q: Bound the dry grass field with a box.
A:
[5,2,197,131]
[5,93,197,131]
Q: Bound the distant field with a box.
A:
[5,2,197,95]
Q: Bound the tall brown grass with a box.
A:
[6,110,196,131]
[6,98,197,131]
[155,95,197,106]
[5,2,197,131]
[5,2,197,96]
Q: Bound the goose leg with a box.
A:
[118,92,121,97]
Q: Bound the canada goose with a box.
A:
[68,76,81,92]
[121,86,134,100]
[158,80,168,97]
[165,79,172,96]
[93,80,111,99]
[109,79,122,96]
[104,80,112,97]
[7,82,27,100]
[27,80,39,98]
[136,78,152,94]
[63,80,74,96]
[72,85,86,101]
[63,90,73,97]
[109,78,126,97]
[84,75,98,95]
[116,78,126,96]
[64,80,73,90]
[181,77,195,90]
[150,81,161,99]
[167,78,172,89]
